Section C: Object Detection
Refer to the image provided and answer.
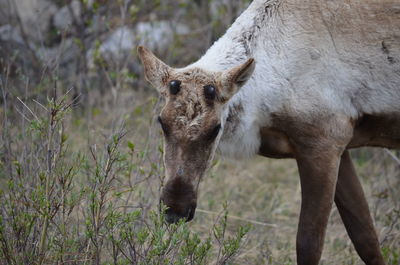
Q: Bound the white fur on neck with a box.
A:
[187,0,275,158]
[191,0,274,72]
[186,0,400,159]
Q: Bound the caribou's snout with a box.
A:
[160,177,197,224]
[164,203,196,224]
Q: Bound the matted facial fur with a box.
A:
[138,45,255,222]
[159,68,225,142]
[157,68,226,223]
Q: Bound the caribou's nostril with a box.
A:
[158,198,163,212]
[165,212,181,224]
[164,206,196,224]
[187,206,195,221]
[165,208,185,224]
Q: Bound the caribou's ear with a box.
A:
[137,46,172,90]
[219,58,255,102]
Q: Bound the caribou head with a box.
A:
[138,46,255,223]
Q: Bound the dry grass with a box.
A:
[195,149,400,264]
[1,0,399,263]
[1,81,399,264]
[56,88,400,264]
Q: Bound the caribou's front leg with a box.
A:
[295,144,343,265]
[335,151,385,265]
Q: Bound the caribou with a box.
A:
[138,0,400,264]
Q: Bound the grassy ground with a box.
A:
[203,151,400,264]
[2,1,398,263]
[1,84,398,264]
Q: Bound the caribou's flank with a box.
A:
[138,0,400,264]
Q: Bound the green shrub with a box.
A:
[0,91,249,265]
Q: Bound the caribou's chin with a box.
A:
[164,205,196,224]
[160,177,198,224]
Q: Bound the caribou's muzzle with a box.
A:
[160,177,197,224]
[164,203,196,224]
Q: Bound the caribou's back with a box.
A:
[240,1,397,125]
[275,0,400,148]
[264,0,400,115]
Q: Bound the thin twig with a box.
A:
[196,208,277,228]
[33,99,48,111]
[15,107,32,122]
[17,97,40,122]
[384,148,400,166]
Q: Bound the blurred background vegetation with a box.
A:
[0,0,399,264]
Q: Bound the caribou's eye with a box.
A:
[204,85,216,100]
[169,80,181,95]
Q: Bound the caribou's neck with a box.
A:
[190,0,276,71]
[189,1,281,159]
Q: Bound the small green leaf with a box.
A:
[127,141,135,152]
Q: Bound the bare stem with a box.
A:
[38,98,57,264]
